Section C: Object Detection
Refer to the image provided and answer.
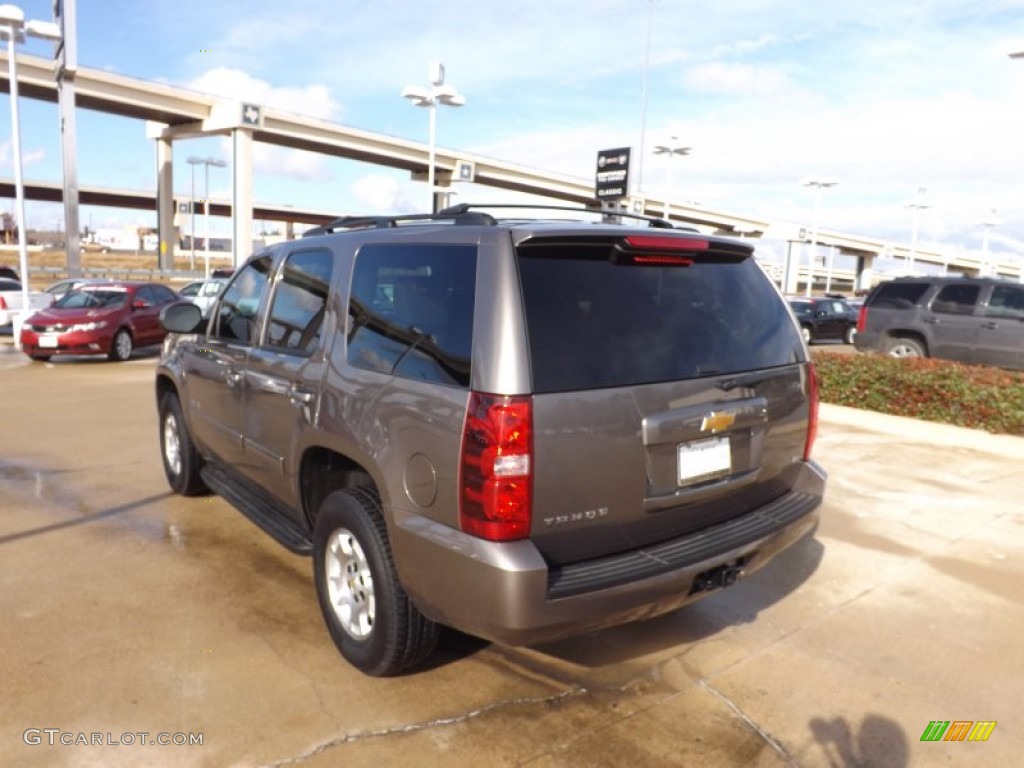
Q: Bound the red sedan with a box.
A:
[20,282,180,362]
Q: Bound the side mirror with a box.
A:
[160,301,205,334]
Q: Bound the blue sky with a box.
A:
[3,0,1024,270]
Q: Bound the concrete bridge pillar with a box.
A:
[231,129,253,267]
[156,136,175,271]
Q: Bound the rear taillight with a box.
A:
[803,363,819,461]
[0,296,6,309]
[459,393,532,541]
[856,304,867,334]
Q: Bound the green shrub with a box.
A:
[811,351,1024,436]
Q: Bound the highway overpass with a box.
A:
[1,50,1021,288]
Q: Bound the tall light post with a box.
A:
[652,138,691,219]
[0,4,60,317]
[801,176,839,297]
[188,156,226,278]
[905,186,931,274]
[187,159,198,270]
[980,209,1002,277]
[402,62,465,213]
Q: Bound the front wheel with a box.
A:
[883,337,925,359]
[313,488,439,676]
[109,329,133,361]
[158,392,207,495]
[801,325,812,344]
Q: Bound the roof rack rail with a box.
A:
[438,202,684,229]
[302,210,497,237]
[301,203,695,238]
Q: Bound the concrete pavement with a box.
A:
[1,354,1021,767]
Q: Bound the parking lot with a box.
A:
[2,342,1022,767]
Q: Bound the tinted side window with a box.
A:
[265,248,335,355]
[347,243,476,387]
[153,285,178,303]
[931,284,980,315]
[518,244,803,393]
[213,255,273,343]
[871,282,930,309]
[135,286,156,305]
[985,285,1024,318]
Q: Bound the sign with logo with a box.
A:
[595,147,631,200]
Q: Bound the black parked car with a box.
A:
[855,276,1024,370]
[787,297,858,344]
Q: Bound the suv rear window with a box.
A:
[870,282,930,308]
[517,243,803,393]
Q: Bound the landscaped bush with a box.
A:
[811,350,1024,436]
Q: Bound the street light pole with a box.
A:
[188,156,225,278]
[189,161,196,271]
[652,138,691,219]
[905,187,931,274]
[402,62,466,213]
[0,4,61,317]
[980,209,1002,277]
[801,177,839,297]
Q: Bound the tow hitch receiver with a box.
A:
[689,557,750,595]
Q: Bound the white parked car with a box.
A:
[179,278,227,318]
[0,277,53,331]
[44,277,110,302]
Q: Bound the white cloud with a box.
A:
[0,139,45,169]
[185,68,341,122]
[684,62,800,98]
[251,145,335,184]
[352,174,420,213]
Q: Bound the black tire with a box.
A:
[29,354,51,362]
[800,325,813,344]
[313,487,439,676]
[158,392,208,496]
[844,325,857,345]
[883,336,925,359]
[109,328,133,362]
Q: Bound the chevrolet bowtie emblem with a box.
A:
[701,411,736,433]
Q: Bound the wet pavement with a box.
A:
[1,345,1022,767]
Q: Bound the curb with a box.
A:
[820,402,1024,461]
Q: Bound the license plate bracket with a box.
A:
[38,335,59,349]
[677,436,731,486]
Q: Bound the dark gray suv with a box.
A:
[855,276,1024,370]
[155,205,826,676]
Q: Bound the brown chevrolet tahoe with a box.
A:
[155,204,827,676]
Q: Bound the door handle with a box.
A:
[225,370,244,387]
[289,386,315,405]
[982,321,999,330]
[923,317,939,324]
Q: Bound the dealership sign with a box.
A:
[595,147,631,200]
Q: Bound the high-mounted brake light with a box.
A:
[623,235,710,251]
[459,393,533,541]
[631,254,695,266]
[803,363,819,461]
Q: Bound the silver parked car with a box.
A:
[156,205,827,676]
